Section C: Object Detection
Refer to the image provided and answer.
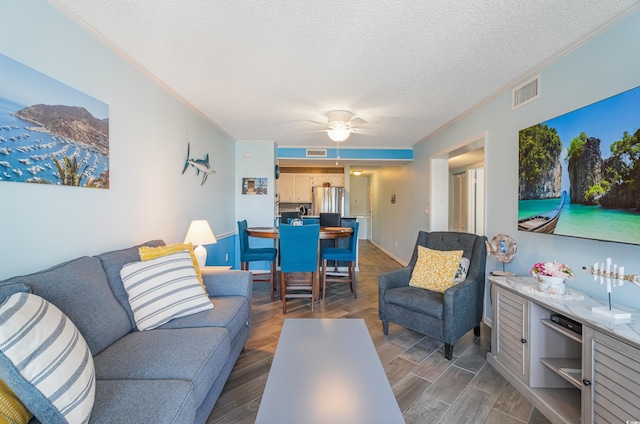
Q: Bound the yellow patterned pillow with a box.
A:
[139,243,208,295]
[409,246,463,293]
[0,378,32,424]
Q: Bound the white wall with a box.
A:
[235,140,276,227]
[349,175,369,216]
[371,10,640,310]
[0,0,236,279]
[370,165,425,262]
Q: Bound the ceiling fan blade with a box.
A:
[304,129,329,134]
[351,127,378,136]
[350,116,367,126]
[306,120,327,126]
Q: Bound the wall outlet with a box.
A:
[225,253,229,262]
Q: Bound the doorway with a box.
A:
[430,134,485,235]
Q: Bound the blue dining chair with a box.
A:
[279,223,320,314]
[238,220,278,300]
[321,221,359,300]
[319,212,342,268]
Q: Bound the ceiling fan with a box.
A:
[307,110,378,142]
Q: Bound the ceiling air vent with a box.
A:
[306,148,327,157]
[512,76,540,110]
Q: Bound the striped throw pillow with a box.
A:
[0,293,95,424]
[120,250,213,331]
[138,243,208,295]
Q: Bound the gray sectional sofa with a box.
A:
[0,240,252,424]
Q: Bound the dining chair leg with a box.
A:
[321,259,327,301]
[310,271,316,314]
[270,261,276,301]
[280,271,287,314]
[350,261,357,299]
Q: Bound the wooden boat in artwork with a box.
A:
[518,191,567,234]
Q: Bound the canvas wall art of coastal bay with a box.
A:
[0,53,109,189]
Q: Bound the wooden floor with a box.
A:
[207,241,551,424]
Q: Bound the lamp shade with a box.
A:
[184,220,217,246]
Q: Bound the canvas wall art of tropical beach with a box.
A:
[518,85,640,245]
[0,53,109,189]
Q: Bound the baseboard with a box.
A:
[368,241,407,267]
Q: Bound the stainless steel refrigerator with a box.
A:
[312,186,345,215]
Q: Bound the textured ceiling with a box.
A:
[53,0,639,150]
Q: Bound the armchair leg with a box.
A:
[444,343,453,360]
[382,320,389,335]
[474,325,481,337]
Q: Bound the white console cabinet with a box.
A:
[492,287,529,383]
[488,276,640,424]
[582,326,640,423]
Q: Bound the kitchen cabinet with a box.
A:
[293,175,312,202]
[278,174,295,202]
[311,174,344,187]
[279,173,344,205]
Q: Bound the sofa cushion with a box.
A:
[94,327,229,408]
[409,246,463,293]
[159,296,249,341]
[384,286,444,318]
[95,240,165,328]
[0,256,132,356]
[0,293,95,424]
[120,251,214,331]
[139,243,208,295]
[90,379,195,424]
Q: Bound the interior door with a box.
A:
[450,172,467,232]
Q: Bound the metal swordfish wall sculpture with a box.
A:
[182,142,215,185]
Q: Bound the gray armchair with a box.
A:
[378,231,487,360]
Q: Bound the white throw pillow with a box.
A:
[0,292,95,424]
[454,257,471,284]
[120,250,213,331]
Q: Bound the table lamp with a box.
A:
[184,220,217,268]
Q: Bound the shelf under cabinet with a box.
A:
[530,387,582,424]
[540,319,582,343]
[539,357,582,389]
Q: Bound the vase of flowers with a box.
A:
[530,261,574,295]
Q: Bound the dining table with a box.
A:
[246,226,354,297]
[245,226,353,240]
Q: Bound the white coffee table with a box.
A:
[256,318,404,424]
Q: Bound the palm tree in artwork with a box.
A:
[52,156,88,186]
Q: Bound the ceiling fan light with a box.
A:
[328,128,350,142]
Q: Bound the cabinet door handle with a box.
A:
[521,338,527,344]
[582,379,592,386]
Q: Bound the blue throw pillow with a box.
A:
[0,283,30,302]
